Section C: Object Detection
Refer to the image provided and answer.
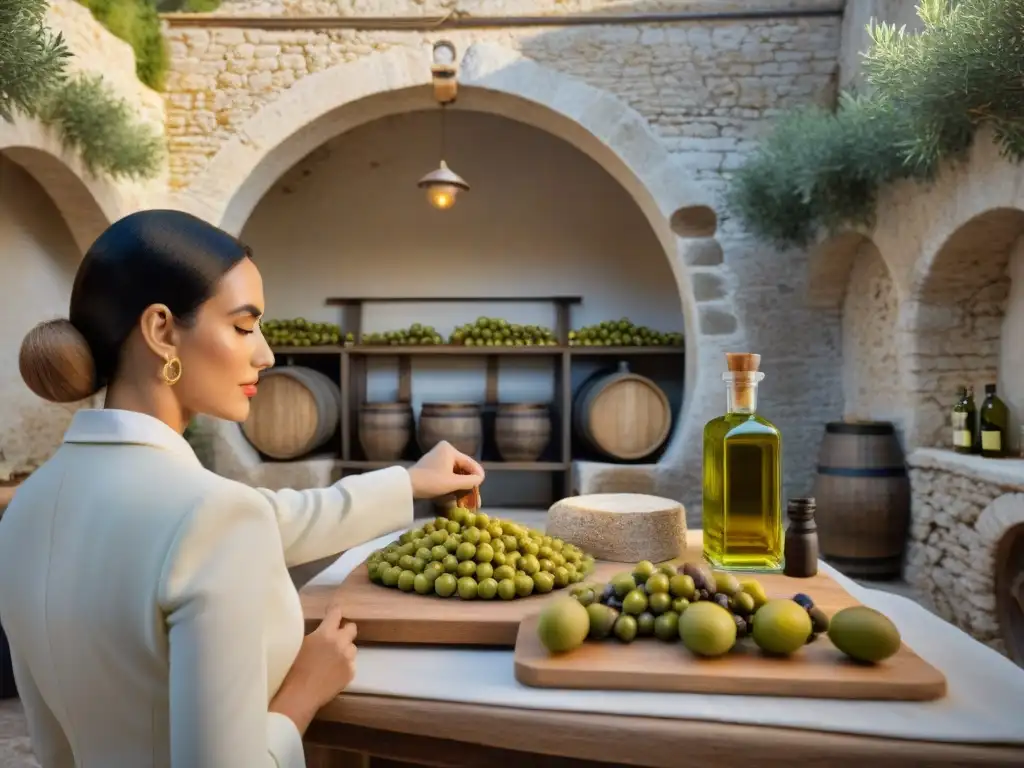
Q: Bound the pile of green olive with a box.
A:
[366,509,596,600]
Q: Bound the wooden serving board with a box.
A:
[312,559,627,645]
[513,572,948,701]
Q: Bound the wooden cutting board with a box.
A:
[513,580,948,701]
[307,558,627,645]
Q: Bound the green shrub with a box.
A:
[38,73,164,180]
[0,0,72,121]
[727,0,1024,248]
[76,0,168,90]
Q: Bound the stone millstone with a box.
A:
[546,493,687,564]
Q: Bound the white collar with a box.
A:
[63,409,201,466]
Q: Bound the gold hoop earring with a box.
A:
[162,356,182,386]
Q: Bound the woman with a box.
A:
[0,209,483,767]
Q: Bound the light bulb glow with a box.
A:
[426,185,458,209]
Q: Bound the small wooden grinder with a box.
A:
[725,352,761,411]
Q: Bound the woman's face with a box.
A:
[174,257,275,422]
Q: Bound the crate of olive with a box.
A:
[448,317,558,347]
[263,318,351,347]
[515,558,947,701]
[366,508,596,600]
[569,318,683,348]
[360,323,444,346]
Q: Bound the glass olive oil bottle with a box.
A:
[979,383,1009,458]
[702,353,783,572]
[952,386,974,454]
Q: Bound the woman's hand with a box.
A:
[270,602,358,734]
[407,441,485,500]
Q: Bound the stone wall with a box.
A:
[840,242,902,432]
[906,449,1024,655]
[162,1,846,503]
[812,134,1024,455]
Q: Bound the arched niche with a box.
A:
[904,208,1024,448]
[174,43,743,511]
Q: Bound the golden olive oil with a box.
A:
[702,353,783,572]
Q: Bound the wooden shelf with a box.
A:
[340,460,569,472]
[270,345,685,356]
[262,295,685,505]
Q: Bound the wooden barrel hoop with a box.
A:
[242,366,341,460]
[572,362,671,461]
[994,521,1024,665]
[359,402,414,462]
[418,402,483,458]
[495,403,552,462]
[811,421,910,580]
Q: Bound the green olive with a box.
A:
[654,610,680,641]
[457,577,478,600]
[614,614,638,642]
[514,573,535,597]
[672,597,690,613]
[648,591,672,615]
[381,565,401,587]
[456,542,477,562]
[533,571,555,593]
[442,554,459,573]
[415,547,432,562]
[434,572,457,597]
[497,578,517,600]
[644,572,671,595]
[632,560,656,583]
[670,574,696,600]
[477,577,498,599]
[475,543,495,563]
[636,611,656,636]
[475,562,494,581]
[397,570,416,592]
[622,588,648,615]
[413,573,433,595]
[430,545,448,562]
[457,560,477,578]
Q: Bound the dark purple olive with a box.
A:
[733,614,748,638]
[792,593,814,610]
[601,584,616,601]
[713,593,731,609]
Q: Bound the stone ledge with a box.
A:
[908,448,1024,490]
[571,460,657,496]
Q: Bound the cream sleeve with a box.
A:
[159,491,305,768]
[255,466,415,567]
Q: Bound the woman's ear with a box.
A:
[138,303,179,361]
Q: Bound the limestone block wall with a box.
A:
[162,0,846,505]
[906,449,1024,655]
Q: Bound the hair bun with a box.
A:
[19,319,99,403]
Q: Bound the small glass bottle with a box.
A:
[951,386,971,453]
[702,352,783,572]
[783,498,818,578]
[966,386,980,454]
[979,383,1009,458]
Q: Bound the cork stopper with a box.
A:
[725,353,762,411]
[726,353,761,373]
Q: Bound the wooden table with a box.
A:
[299,524,1024,768]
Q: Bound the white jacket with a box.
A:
[0,408,413,767]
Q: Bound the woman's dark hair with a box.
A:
[20,209,251,403]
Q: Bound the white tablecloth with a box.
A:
[307,528,1024,745]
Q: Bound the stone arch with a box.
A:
[807,231,905,436]
[903,207,1024,448]
[177,43,740,511]
[0,117,126,253]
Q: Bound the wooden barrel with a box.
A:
[359,402,413,461]
[242,366,341,460]
[811,421,910,580]
[572,362,671,460]
[495,403,552,462]
[417,402,483,457]
[995,522,1024,665]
